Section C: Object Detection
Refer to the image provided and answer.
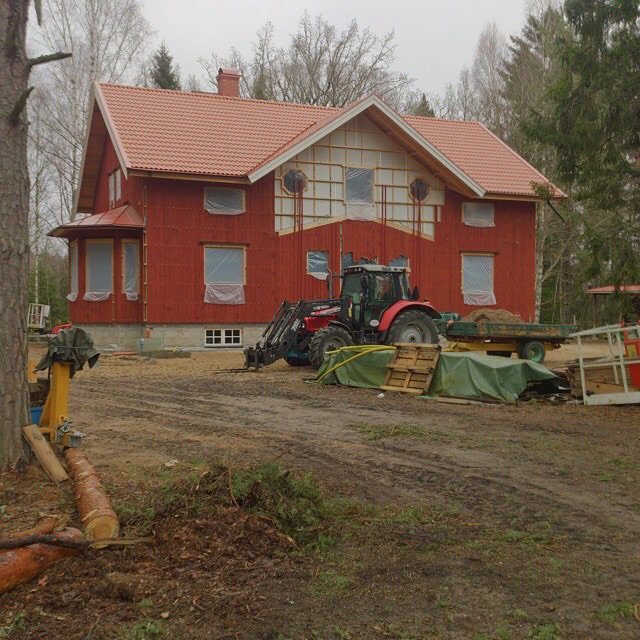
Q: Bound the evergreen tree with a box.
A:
[412,93,436,117]
[150,42,181,90]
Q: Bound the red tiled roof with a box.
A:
[405,116,565,198]
[94,82,563,199]
[587,285,640,295]
[50,204,143,238]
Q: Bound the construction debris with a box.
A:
[381,344,440,395]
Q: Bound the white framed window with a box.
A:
[204,328,243,348]
[68,240,78,302]
[115,168,122,201]
[345,167,374,203]
[204,187,245,215]
[462,253,496,306]
[85,240,113,299]
[307,250,329,280]
[122,240,140,298]
[463,202,495,228]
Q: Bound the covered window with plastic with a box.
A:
[307,250,329,280]
[204,187,245,215]
[389,255,409,268]
[345,167,376,221]
[122,241,140,301]
[84,240,113,301]
[67,241,79,302]
[462,254,496,306]
[204,246,246,304]
[463,202,495,228]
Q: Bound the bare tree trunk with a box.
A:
[0,0,31,470]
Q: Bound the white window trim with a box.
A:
[85,238,114,294]
[203,245,247,285]
[204,186,246,214]
[204,328,243,348]
[68,240,79,301]
[108,173,115,208]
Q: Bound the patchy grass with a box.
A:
[311,569,354,597]
[116,619,168,640]
[346,422,452,442]
[596,602,637,627]
[527,623,562,640]
[0,613,26,639]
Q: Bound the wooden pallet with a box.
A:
[380,343,441,395]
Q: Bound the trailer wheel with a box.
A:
[386,311,438,345]
[518,340,546,363]
[309,326,353,368]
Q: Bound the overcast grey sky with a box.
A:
[143,0,527,94]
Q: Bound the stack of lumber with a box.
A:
[566,359,639,396]
[381,343,441,395]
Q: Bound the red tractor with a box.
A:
[245,264,441,369]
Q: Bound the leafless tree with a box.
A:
[32,0,151,223]
[1,0,71,471]
[200,15,414,108]
[471,22,508,136]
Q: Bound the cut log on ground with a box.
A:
[64,448,120,540]
[0,527,84,595]
[22,425,69,482]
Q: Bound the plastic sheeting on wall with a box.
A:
[66,293,78,302]
[204,187,245,215]
[462,254,495,306]
[341,253,354,270]
[83,291,112,302]
[125,292,139,302]
[205,247,244,284]
[307,250,329,280]
[345,167,374,203]
[123,242,139,295]
[463,202,495,227]
[69,241,78,300]
[204,283,245,304]
[86,242,113,293]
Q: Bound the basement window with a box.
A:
[463,202,495,228]
[462,253,496,306]
[345,167,374,203]
[204,328,243,348]
[204,187,245,215]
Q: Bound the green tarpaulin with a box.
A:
[317,347,556,403]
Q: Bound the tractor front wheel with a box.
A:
[309,325,354,369]
[386,311,438,345]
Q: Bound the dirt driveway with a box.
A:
[3,344,640,639]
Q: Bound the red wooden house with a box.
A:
[50,68,564,349]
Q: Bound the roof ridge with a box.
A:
[96,82,340,112]
[405,114,482,125]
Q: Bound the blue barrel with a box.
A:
[30,406,44,424]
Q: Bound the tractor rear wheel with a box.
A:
[309,325,353,369]
[386,311,438,345]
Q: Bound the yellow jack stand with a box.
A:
[38,362,84,447]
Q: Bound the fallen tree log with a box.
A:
[64,449,120,540]
[9,514,60,539]
[0,534,88,551]
[0,527,84,594]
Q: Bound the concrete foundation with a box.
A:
[77,323,266,351]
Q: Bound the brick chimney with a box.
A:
[216,68,240,97]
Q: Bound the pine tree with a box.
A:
[150,42,181,90]
[412,93,436,117]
